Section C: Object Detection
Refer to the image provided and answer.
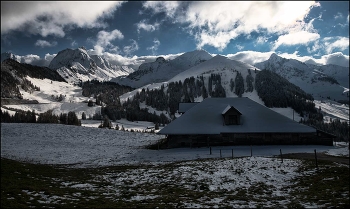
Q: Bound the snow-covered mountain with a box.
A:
[120,54,262,104]
[112,49,213,88]
[1,52,22,63]
[48,47,134,83]
[254,53,349,101]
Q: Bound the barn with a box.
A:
[158,97,334,148]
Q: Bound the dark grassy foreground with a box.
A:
[1,156,349,208]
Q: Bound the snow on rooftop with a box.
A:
[159,97,316,135]
[221,105,231,115]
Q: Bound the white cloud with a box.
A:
[227,50,349,68]
[278,51,349,68]
[236,44,244,51]
[147,39,161,55]
[334,12,344,20]
[44,53,56,63]
[196,30,239,51]
[71,40,78,47]
[255,36,269,45]
[14,53,57,67]
[103,51,183,69]
[307,40,322,54]
[123,39,139,56]
[142,1,180,18]
[272,31,320,50]
[94,29,124,55]
[34,40,57,48]
[20,54,41,64]
[1,1,124,37]
[136,20,160,33]
[226,51,274,65]
[322,52,349,67]
[323,36,349,54]
[179,1,319,50]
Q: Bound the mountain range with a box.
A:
[255,53,349,101]
[1,47,349,104]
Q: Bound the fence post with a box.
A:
[280,149,283,163]
[314,149,318,169]
[232,149,234,159]
[210,147,212,155]
[250,145,252,157]
[220,149,222,158]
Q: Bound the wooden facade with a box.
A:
[222,106,242,125]
[160,99,334,148]
[165,132,333,148]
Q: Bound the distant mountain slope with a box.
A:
[48,47,134,83]
[120,55,262,105]
[1,59,65,99]
[117,55,321,127]
[254,53,349,101]
[112,49,213,88]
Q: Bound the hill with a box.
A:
[254,53,349,101]
[111,49,213,88]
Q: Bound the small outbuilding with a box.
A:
[158,97,333,148]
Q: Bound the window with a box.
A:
[228,115,238,125]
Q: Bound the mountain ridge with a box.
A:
[254,53,349,101]
[111,49,213,88]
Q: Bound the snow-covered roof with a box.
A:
[221,105,242,115]
[158,97,316,135]
[178,102,199,113]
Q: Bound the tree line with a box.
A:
[1,109,81,126]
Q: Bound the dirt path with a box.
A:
[281,152,349,165]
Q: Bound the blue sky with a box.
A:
[1,1,349,67]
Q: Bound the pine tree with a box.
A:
[82,112,86,120]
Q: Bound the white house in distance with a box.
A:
[157,97,334,148]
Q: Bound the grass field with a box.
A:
[1,155,349,208]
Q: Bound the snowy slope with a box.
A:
[118,55,350,122]
[255,53,349,101]
[112,49,213,88]
[2,76,101,119]
[48,47,133,83]
[120,55,264,104]
[314,99,349,122]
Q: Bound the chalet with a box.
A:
[158,97,334,148]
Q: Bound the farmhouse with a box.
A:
[158,97,334,148]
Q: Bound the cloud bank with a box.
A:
[1,1,124,37]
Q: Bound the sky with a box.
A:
[1,1,349,68]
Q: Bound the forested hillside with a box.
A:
[1,59,65,99]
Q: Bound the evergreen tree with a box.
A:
[82,112,86,120]
[235,72,244,97]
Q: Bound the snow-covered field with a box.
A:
[81,118,159,132]
[1,123,348,168]
[1,123,348,208]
